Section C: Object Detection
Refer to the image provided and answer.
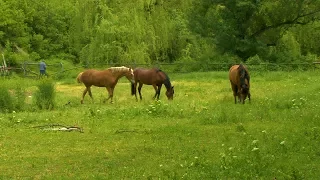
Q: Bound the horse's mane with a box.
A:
[108,66,130,74]
[238,64,250,86]
[156,68,172,89]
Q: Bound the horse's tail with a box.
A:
[131,82,136,95]
[76,72,83,83]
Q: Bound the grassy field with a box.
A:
[0,70,320,179]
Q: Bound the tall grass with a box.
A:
[0,86,13,113]
[0,80,27,113]
[33,80,56,110]
[13,83,26,111]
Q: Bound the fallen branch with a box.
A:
[33,124,83,133]
[115,129,139,134]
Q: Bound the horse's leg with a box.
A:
[238,91,242,104]
[134,83,138,101]
[88,87,94,102]
[156,84,162,100]
[248,90,251,102]
[138,83,143,100]
[81,88,88,104]
[242,95,245,104]
[152,84,158,99]
[104,87,114,103]
[231,84,238,104]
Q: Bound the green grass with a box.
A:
[0,70,320,179]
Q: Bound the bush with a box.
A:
[13,84,26,111]
[33,80,56,110]
[0,86,14,113]
[247,54,262,65]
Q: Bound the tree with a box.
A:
[190,0,320,61]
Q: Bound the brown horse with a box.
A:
[77,66,134,104]
[229,64,251,104]
[131,68,174,101]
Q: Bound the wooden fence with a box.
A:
[83,62,320,73]
[1,62,320,77]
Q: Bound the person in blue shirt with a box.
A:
[39,60,47,77]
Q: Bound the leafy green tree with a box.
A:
[1,0,320,67]
[190,0,320,62]
[275,32,301,63]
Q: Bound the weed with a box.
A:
[13,83,26,111]
[0,86,13,113]
[33,80,56,110]
[146,100,169,117]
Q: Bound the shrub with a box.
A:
[0,86,14,113]
[33,80,56,110]
[13,83,26,111]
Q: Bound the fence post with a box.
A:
[23,61,27,76]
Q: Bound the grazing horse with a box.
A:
[76,66,134,104]
[229,64,251,104]
[131,68,174,101]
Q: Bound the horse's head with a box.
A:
[165,86,174,100]
[239,81,249,104]
[238,64,246,84]
[125,67,135,83]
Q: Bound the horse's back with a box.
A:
[81,69,99,80]
[229,64,250,85]
[229,65,240,84]
[80,69,111,87]
[134,68,165,85]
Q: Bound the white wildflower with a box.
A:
[252,140,259,144]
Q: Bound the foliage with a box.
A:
[0,86,13,113]
[0,0,319,65]
[33,80,56,110]
[246,54,262,64]
[13,82,26,111]
[190,0,320,61]
[274,32,301,63]
[0,80,27,113]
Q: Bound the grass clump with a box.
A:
[13,83,26,111]
[0,82,26,113]
[0,86,14,113]
[33,80,56,110]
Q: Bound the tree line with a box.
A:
[1,0,320,70]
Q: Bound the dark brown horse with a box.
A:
[131,68,174,101]
[229,64,251,104]
[77,66,134,104]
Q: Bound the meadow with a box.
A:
[0,70,320,179]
